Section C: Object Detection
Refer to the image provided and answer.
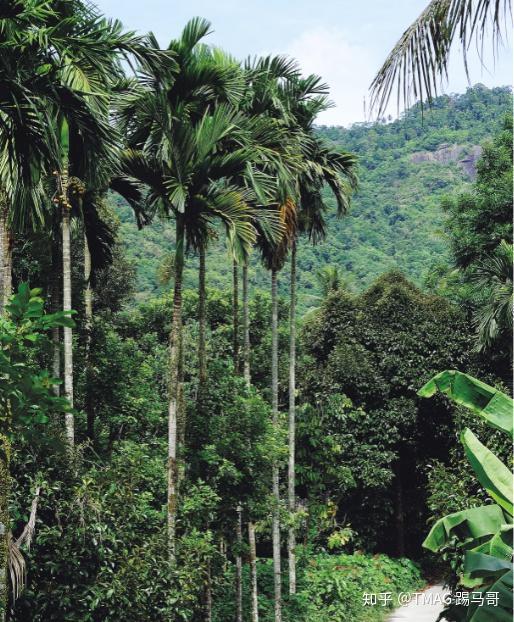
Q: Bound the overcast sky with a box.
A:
[95,0,512,126]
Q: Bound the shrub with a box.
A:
[213,551,423,622]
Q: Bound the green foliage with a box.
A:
[114,86,512,312]
[299,272,477,553]
[3,3,511,618]
[0,283,73,430]
[298,553,422,622]
[186,358,277,520]
[428,116,513,376]
[442,116,513,269]
[420,371,513,621]
[13,438,212,621]
[213,552,423,622]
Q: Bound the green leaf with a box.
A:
[468,570,513,621]
[423,504,506,552]
[489,525,514,560]
[462,429,513,517]
[418,370,513,438]
[464,551,512,580]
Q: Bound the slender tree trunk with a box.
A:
[248,521,259,622]
[232,258,240,374]
[84,229,95,441]
[270,268,282,622]
[0,406,11,622]
[243,262,259,622]
[235,505,243,622]
[0,200,12,316]
[288,243,297,594]
[198,245,207,393]
[168,217,185,563]
[83,229,93,331]
[62,198,75,447]
[50,235,61,396]
[177,339,186,489]
[242,263,251,386]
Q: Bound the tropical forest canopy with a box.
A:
[0,2,512,622]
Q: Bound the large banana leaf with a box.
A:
[461,429,513,517]
[469,525,514,559]
[423,504,506,552]
[420,371,513,621]
[464,551,512,580]
[467,570,513,622]
[418,370,513,438]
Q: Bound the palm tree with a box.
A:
[39,0,162,447]
[119,29,300,573]
[471,240,513,352]
[370,0,512,114]
[118,20,269,558]
[255,198,297,622]
[316,265,345,298]
[0,2,57,315]
[278,74,357,594]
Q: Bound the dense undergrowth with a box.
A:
[213,553,423,622]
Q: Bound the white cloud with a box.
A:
[285,27,377,127]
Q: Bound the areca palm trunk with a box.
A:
[168,216,185,563]
[50,233,61,396]
[232,258,240,374]
[0,198,12,315]
[235,504,243,622]
[248,521,259,622]
[271,268,282,622]
[0,195,12,617]
[84,230,94,440]
[0,411,10,622]
[62,194,75,447]
[198,245,207,393]
[287,242,297,594]
[242,263,251,386]
[243,262,259,622]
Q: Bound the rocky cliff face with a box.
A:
[410,144,482,178]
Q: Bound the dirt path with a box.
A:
[388,584,449,622]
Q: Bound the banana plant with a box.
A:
[419,370,513,621]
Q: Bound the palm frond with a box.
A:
[471,240,513,350]
[370,0,512,115]
[9,534,26,603]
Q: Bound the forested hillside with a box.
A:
[2,2,513,620]
[115,85,512,310]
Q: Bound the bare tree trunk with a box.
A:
[198,245,207,392]
[0,406,11,622]
[288,243,297,594]
[84,229,95,441]
[242,263,251,386]
[50,234,61,396]
[243,262,259,622]
[84,230,93,331]
[62,200,75,447]
[0,200,12,316]
[271,268,282,622]
[168,217,185,563]
[248,521,259,622]
[235,505,243,622]
[232,258,240,374]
